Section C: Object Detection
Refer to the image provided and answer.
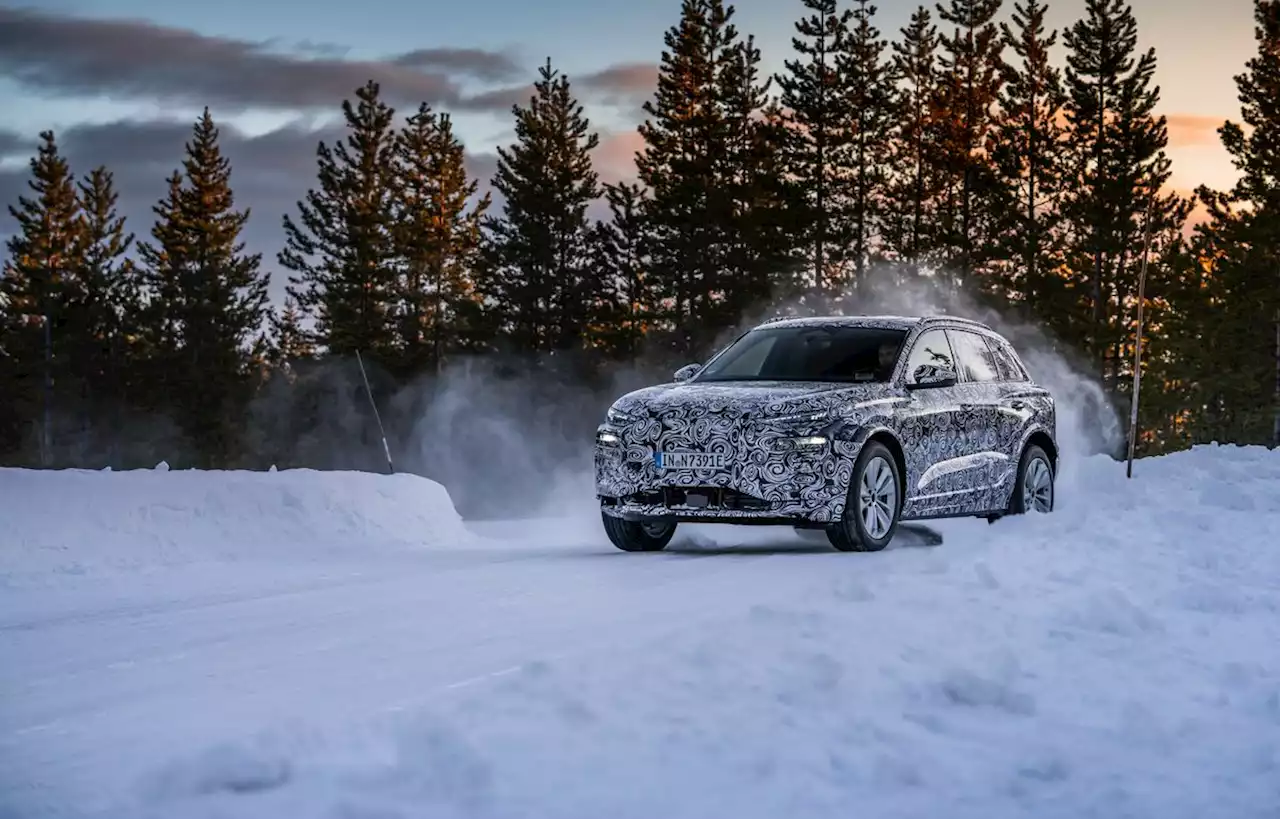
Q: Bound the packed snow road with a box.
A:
[2,447,1279,819]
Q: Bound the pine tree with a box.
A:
[75,167,141,456]
[930,0,1006,288]
[991,0,1068,314]
[267,296,315,371]
[745,99,807,309]
[638,0,786,355]
[393,103,490,375]
[137,109,270,466]
[1162,207,1242,444]
[591,182,659,358]
[282,81,400,359]
[476,59,602,354]
[776,0,856,297]
[716,23,796,320]
[883,6,943,275]
[1182,0,1280,445]
[0,131,84,465]
[638,0,722,354]
[841,0,898,294]
[1060,0,1186,389]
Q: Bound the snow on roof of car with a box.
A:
[756,314,919,328]
[755,314,996,333]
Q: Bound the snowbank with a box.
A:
[0,465,471,587]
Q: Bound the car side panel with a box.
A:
[895,384,978,518]
[897,328,1057,519]
[987,383,1047,500]
[892,328,985,517]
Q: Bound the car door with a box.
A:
[985,334,1053,491]
[944,328,1007,512]
[897,328,973,517]
[984,334,1032,454]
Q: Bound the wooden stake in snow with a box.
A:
[1127,195,1156,479]
[356,350,394,475]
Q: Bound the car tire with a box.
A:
[1008,444,1054,515]
[827,440,901,552]
[602,512,676,552]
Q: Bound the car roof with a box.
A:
[755,314,997,334]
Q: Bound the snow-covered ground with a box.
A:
[2,446,1279,819]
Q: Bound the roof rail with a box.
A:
[922,314,995,331]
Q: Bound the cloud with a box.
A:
[0,7,506,113]
[1164,113,1228,148]
[578,63,658,108]
[262,38,352,60]
[445,61,659,118]
[456,85,536,115]
[391,48,523,83]
[0,7,656,118]
[0,129,30,158]
[593,129,646,184]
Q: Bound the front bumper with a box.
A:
[595,427,859,525]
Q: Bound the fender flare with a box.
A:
[835,424,908,506]
[1013,425,1059,471]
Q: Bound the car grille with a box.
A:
[625,486,771,511]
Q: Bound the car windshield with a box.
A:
[695,325,908,383]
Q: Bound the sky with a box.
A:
[0,0,1260,301]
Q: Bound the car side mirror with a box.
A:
[906,364,958,390]
[673,363,702,383]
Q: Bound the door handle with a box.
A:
[1005,399,1027,410]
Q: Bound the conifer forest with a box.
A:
[2,0,1278,513]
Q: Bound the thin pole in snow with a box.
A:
[1126,195,1156,479]
[42,295,52,467]
[355,350,394,474]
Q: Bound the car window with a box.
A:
[903,330,956,384]
[707,333,778,379]
[695,326,908,383]
[985,336,1028,382]
[948,330,1000,382]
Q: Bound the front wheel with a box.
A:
[602,512,676,552]
[827,441,901,552]
[1009,444,1054,514]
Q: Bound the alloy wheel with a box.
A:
[857,455,898,539]
[1021,456,1053,513]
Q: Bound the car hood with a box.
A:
[612,380,897,419]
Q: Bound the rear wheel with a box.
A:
[602,513,676,552]
[1008,444,1054,515]
[827,441,901,552]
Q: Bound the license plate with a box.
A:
[654,450,729,470]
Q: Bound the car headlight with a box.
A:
[765,408,831,425]
[606,406,635,426]
[769,435,828,453]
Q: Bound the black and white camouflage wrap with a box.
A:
[596,316,1057,525]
